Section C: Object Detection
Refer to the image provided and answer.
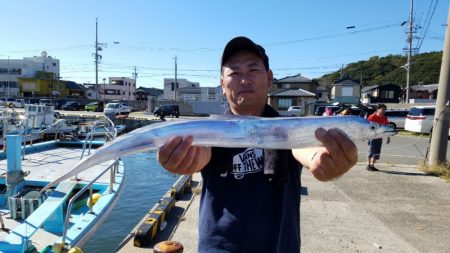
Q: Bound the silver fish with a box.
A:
[41,115,395,192]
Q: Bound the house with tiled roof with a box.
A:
[268,73,319,115]
[274,73,318,93]
[331,77,360,104]
[135,87,163,101]
[268,88,316,115]
[361,83,401,103]
[410,84,438,99]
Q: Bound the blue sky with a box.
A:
[1,0,448,89]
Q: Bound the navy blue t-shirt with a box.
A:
[199,146,302,253]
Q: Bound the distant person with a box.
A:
[323,107,333,116]
[159,111,166,121]
[340,108,352,116]
[367,104,390,171]
[157,36,357,252]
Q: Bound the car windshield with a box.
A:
[409,108,435,116]
[106,103,118,108]
[385,110,408,117]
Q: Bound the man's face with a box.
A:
[220,50,273,115]
[377,107,386,116]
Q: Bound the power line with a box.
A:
[415,0,439,52]
[265,22,403,47]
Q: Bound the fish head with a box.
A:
[362,121,397,140]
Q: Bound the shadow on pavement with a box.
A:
[377,170,436,177]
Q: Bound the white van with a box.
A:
[404,106,449,135]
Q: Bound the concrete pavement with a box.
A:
[301,163,450,253]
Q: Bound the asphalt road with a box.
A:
[355,134,450,165]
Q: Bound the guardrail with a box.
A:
[61,158,120,247]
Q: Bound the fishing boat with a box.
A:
[0,120,125,252]
[0,104,77,147]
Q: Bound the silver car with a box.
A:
[385,109,409,130]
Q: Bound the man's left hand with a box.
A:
[307,128,357,181]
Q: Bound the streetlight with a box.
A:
[102,78,106,104]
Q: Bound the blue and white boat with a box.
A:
[0,124,125,252]
[0,104,77,147]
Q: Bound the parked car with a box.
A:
[154,105,180,118]
[384,109,409,129]
[62,101,84,111]
[104,102,132,115]
[404,106,443,134]
[85,101,104,112]
[287,106,302,116]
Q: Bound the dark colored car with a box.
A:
[336,106,376,117]
[154,105,180,118]
[62,101,84,111]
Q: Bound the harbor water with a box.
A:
[82,151,178,253]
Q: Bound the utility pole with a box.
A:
[93,18,108,101]
[95,18,99,100]
[405,0,414,103]
[429,7,450,166]
[132,66,137,103]
[174,56,178,101]
[359,73,363,103]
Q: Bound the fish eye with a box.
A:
[370,125,377,131]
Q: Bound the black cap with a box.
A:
[221,36,269,70]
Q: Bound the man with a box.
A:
[157,36,357,252]
[367,104,391,171]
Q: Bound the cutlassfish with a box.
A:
[41,115,396,192]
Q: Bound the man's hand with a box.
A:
[157,136,211,175]
[293,128,358,181]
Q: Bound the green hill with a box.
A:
[319,51,443,88]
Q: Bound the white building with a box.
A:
[163,78,199,100]
[178,86,218,102]
[101,77,136,101]
[84,84,96,99]
[0,51,60,98]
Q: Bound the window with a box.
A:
[111,80,124,86]
[277,98,292,109]
[381,90,394,99]
[342,87,353,96]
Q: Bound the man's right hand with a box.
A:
[157,136,211,174]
